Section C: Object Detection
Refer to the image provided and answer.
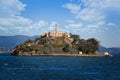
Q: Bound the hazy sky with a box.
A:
[0,0,120,47]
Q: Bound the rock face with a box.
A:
[11,36,78,56]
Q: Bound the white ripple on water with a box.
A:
[83,72,101,75]
[7,67,69,71]
[4,63,8,66]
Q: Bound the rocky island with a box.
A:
[11,24,100,56]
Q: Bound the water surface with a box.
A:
[0,53,120,80]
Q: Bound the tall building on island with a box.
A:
[42,24,70,38]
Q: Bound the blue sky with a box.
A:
[0,0,120,47]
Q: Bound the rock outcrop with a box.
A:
[11,36,78,56]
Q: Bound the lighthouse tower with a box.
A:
[55,24,58,33]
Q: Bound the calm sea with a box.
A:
[0,53,120,80]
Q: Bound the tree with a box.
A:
[62,44,70,52]
[77,38,99,54]
[24,40,33,44]
[70,33,80,44]
[86,38,99,53]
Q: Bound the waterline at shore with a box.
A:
[31,53,105,57]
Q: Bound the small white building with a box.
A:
[104,52,109,56]
[79,51,83,55]
[28,44,31,47]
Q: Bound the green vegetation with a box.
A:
[70,33,80,44]
[70,34,99,54]
[62,44,70,52]
[52,44,65,49]
[11,33,100,56]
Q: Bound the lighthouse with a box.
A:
[55,24,58,33]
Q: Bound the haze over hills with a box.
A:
[98,46,120,54]
[0,35,120,54]
[0,35,39,50]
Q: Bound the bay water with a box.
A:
[0,53,120,80]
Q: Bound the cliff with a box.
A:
[11,33,100,56]
[11,36,78,56]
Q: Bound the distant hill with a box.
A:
[0,35,39,50]
[98,46,120,54]
[0,47,9,52]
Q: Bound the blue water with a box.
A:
[0,53,120,80]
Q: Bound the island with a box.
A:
[11,24,100,56]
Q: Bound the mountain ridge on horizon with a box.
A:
[0,35,39,50]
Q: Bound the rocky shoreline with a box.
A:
[12,53,105,57]
[33,54,104,57]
